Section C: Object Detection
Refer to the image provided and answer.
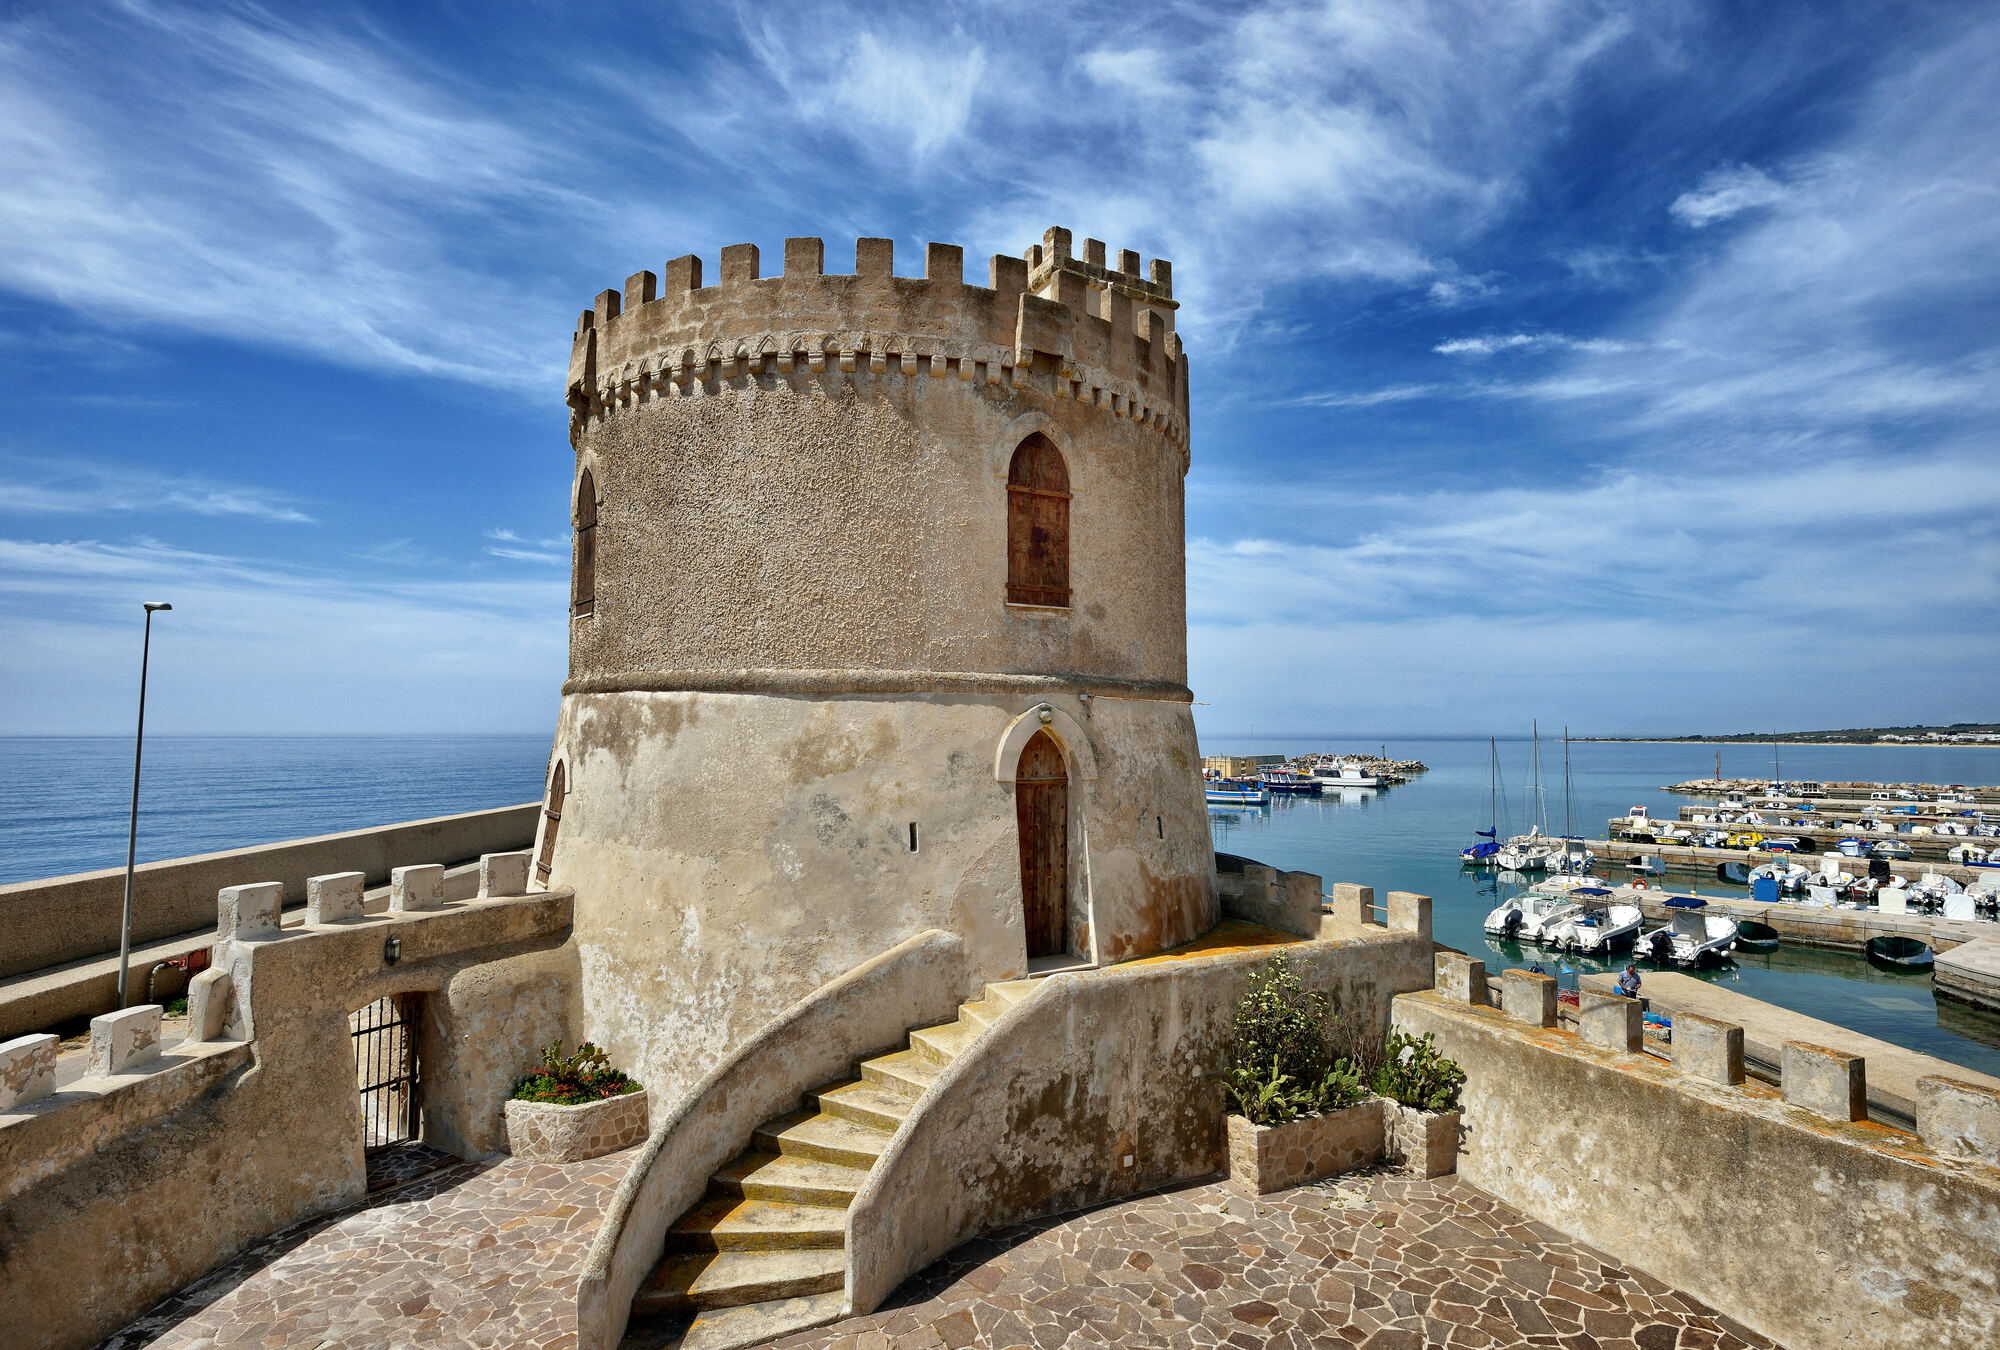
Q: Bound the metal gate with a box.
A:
[351,995,421,1149]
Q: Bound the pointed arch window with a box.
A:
[572,469,597,618]
[1006,434,1070,607]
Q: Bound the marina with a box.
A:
[1205,734,2000,1079]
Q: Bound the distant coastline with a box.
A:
[1580,724,1998,748]
[1582,738,1992,748]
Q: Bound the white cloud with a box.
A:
[1669,163,1790,228]
[1432,332,1646,357]
[0,458,313,523]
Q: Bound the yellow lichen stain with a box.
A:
[1123,920,1300,966]
[1903,1280,1963,1319]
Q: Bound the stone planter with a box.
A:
[1383,1101,1460,1178]
[504,1088,648,1163]
[1226,1099,1386,1195]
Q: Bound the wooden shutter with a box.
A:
[1006,436,1070,607]
[1014,731,1069,958]
[572,470,597,618]
[536,762,565,883]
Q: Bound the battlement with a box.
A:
[566,231,1190,452]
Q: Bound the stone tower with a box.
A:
[543,228,1214,1099]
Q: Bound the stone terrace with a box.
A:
[760,1171,1783,1350]
[103,1156,1782,1350]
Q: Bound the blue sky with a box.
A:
[1,0,1994,739]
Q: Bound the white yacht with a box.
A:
[1483,890,1581,943]
[1542,893,1642,954]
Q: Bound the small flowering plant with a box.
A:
[511,1039,641,1105]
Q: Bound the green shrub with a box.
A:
[165,997,189,1017]
[1372,1030,1466,1113]
[511,1039,641,1106]
[1214,952,1375,1125]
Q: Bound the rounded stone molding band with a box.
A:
[561,668,1195,702]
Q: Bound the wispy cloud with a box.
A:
[1433,332,1648,357]
[482,528,566,564]
[1669,163,1790,228]
[0,458,313,523]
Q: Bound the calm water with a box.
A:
[0,736,553,884]
[1205,735,2000,1078]
[5,732,1998,1077]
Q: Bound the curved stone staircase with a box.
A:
[625,979,1036,1350]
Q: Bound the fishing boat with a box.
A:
[1734,919,1781,951]
[1543,891,1642,954]
[1866,935,1935,968]
[1258,767,1322,796]
[1205,778,1269,806]
[1311,761,1381,789]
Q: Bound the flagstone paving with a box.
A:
[101,1146,637,1350]
[105,1155,1781,1350]
[761,1167,1783,1350]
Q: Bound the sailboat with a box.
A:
[1496,723,1554,871]
[1546,727,1597,875]
[1461,736,1502,864]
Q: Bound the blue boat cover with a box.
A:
[1664,895,1706,908]
[1751,876,1779,903]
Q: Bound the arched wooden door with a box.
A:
[1014,730,1069,958]
[535,762,565,885]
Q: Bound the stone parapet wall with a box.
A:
[1393,985,2000,1350]
[844,912,1437,1314]
[0,882,577,1350]
[0,803,539,980]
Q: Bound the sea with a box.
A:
[4,732,1998,1077]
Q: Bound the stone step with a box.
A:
[673,1290,848,1350]
[807,1079,918,1131]
[857,1048,943,1096]
[908,1019,978,1066]
[956,996,1012,1031]
[711,1151,870,1207]
[752,1109,893,1170]
[986,979,1040,1006]
[637,1248,845,1316]
[664,1197,847,1253]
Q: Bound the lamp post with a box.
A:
[117,601,172,1009]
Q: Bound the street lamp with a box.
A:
[117,601,172,1009]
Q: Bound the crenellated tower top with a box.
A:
[565,229,1189,458]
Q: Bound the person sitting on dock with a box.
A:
[1617,963,1642,998]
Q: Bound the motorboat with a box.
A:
[1483,890,1581,943]
[1870,840,1912,860]
[1543,892,1642,954]
[1948,844,1989,865]
[1205,779,1270,806]
[1259,768,1322,795]
[1906,872,1963,907]
[1529,873,1615,896]
[1311,762,1380,789]
[1812,854,1855,890]
[1836,838,1869,858]
[1749,861,1810,892]
[1866,936,1935,968]
[1734,919,1781,951]
[1637,902,1738,966]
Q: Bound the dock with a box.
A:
[1582,836,1989,886]
[1673,803,1989,826]
[1576,970,2000,1127]
[1609,815,1973,862]
[1936,936,2000,1013]
[1605,884,1992,953]
[1666,778,2000,803]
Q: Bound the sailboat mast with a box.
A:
[1563,726,1573,839]
[1489,736,1497,831]
[1531,720,1543,834]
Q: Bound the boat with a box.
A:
[1836,838,1869,858]
[1462,737,1503,863]
[1311,762,1380,790]
[1948,844,1989,865]
[1497,836,1554,871]
[1543,892,1642,954]
[1205,778,1269,806]
[1258,767,1322,796]
[1749,860,1810,893]
[1529,873,1615,896]
[1547,841,1597,874]
[1734,919,1781,951]
[1906,872,1962,908]
[1871,840,1912,860]
[1866,935,1935,968]
[1482,890,1581,943]
[1637,902,1739,966]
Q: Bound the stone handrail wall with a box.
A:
[1400,963,2000,1350]
[0,873,574,1350]
[0,803,540,980]
[572,929,969,1350]
[567,232,1189,456]
[844,907,1436,1313]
